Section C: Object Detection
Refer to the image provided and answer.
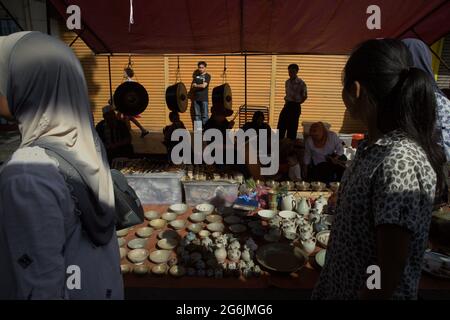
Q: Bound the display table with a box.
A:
[121,204,450,299]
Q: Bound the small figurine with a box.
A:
[197,269,206,277]
[187,267,196,276]
[195,260,206,270]
[214,268,223,279]
[228,248,242,262]
[206,269,214,278]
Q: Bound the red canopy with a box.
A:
[50,0,450,55]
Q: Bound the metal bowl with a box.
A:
[296,181,310,191]
[256,243,308,273]
[311,181,326,191]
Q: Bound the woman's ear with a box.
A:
[354,81,361,99]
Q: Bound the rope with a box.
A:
[129,0,134,32]
[176,56,181,83]
[222,56,227,83]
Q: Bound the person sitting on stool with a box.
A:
[303,122,346,184]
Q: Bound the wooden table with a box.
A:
[121,204,450,299]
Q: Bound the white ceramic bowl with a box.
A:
[144,210,160,221]
[206,214,223,223]
[117,237,126,247]
[149,250,172,264]
[169,220,186,230]
[279,210,297,219]
[152,263,168,275]
[116,228,130,237]
[187,223,203,233]
[120,264,132,274]
[157,238,178,250]
[119,247,127,260]
[169,203,188,215]
[158,229,180,240]
[169,265,186,277]
[190,212,206,223]
[199,230,211,238]
[133,264,149,275]
[207,222,225,232]
[136,227,153,238]
[258,210,276,220]
[195,203,215,215]
[162,212,177,221]
[127,238,147,250]
[149,218,167,229]
[127,248,149,264]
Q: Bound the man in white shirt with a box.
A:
[277,64,307,140]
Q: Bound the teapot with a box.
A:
[281,193,297,211]
[314,195,328,214]
[296,197,311,217]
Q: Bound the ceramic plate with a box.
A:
[256,243,307,273]
[224,216,241,225]
[316,230,330,248]
[423,251,450,279]
[229,224,247,233]
[315,249,326,268]
[158,229,180,240]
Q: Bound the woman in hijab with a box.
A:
[0,32,123,299]
[402,38,450,162]
[303,122,346,183]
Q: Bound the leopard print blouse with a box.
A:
[312,130,436,300]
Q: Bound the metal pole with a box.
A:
[244,52,247,123]
[108,55,113,102]
[0,1,24,31]
[46,0,51,35]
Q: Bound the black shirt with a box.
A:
[193,73,211,102]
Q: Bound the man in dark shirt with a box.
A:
[96,107,134,163]
[191,61,211,127]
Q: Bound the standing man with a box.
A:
[277,63,307,140]
[191,61,211,127]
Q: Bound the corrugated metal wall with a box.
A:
[437,35,450,89]
[60,29,366,134]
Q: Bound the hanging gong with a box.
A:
[113,81,149,116]
[212,83,232,110]
[165,82,188,113]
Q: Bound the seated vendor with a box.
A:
[303,122,346,184]
[204,105,235,134]
[163,111,186,159]
[242,111,272,155]
[96,106,134,163]
[242,111,271,134]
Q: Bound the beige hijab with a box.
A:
[0,31,115,219]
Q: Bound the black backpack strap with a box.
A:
[32,144,115,246]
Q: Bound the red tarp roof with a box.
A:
[50,0,450,55]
